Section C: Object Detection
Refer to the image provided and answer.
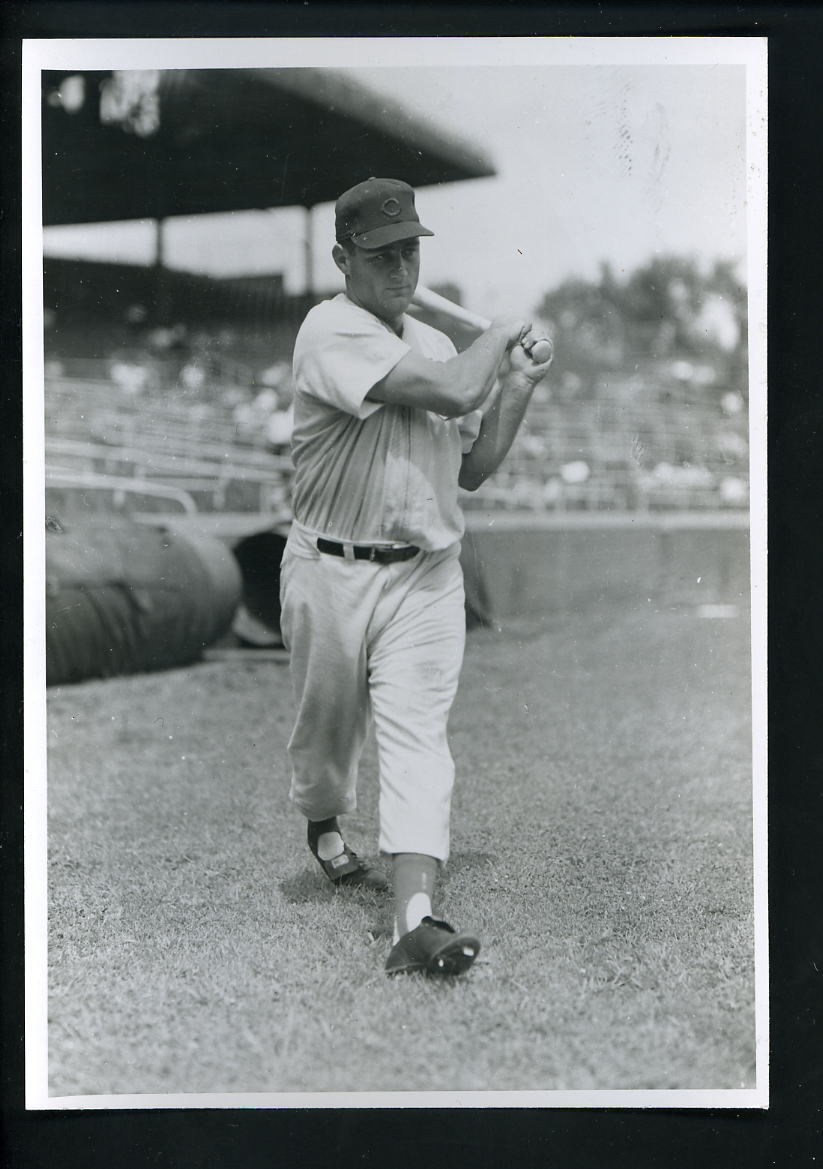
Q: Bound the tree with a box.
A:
[534,254,748,396]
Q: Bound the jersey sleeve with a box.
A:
[293,301,411,420]
[457,409,483,453]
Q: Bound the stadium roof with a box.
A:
[41,68,496,226]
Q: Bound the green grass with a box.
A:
[45,601,755,1096]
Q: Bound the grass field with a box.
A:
[45,599,756,1097]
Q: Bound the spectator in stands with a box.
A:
[180,361,207,393]
[264,389,294,452]
[147,322,188,352]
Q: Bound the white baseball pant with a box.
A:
[279,523,466,862]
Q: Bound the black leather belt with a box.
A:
[317,537,420,564]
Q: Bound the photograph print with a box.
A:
[23,35,767,1108]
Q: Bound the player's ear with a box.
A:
[332,244,350,276]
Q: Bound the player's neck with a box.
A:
[344,289,404,337]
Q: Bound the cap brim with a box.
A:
[351,222,435,249]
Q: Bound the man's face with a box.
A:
[334,238,421,326]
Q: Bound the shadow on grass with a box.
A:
[278,867,394,943]
[277,851,497,909]
[278,866,390,908]
[279,852,495,903]
[278,868,337,904]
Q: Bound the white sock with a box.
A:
[393,891,432,944]
[316,831,345,861]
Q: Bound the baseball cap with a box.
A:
[335,177,434,249]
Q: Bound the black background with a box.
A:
[2,4,821,1167]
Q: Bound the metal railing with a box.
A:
[43,372,749,518]
[45,437,291,514]
[45,468,199,516]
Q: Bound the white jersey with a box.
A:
[290,293,481,552]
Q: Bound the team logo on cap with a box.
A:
[381,197,402,218]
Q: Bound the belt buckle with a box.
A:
[368,545,378,562]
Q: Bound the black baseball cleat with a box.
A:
[310,841,389,893]
[385,916,480,976]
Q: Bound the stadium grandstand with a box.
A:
[43,250,750,528]
[41,67,749,551]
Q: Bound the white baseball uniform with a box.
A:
[280,293,481,862]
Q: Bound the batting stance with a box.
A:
[280,177,552,976]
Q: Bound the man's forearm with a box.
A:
[458,371,537,491]
[440,326,517,417]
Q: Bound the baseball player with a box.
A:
[281,177,552,976]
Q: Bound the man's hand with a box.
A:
[459,332,552,491]
[488,316,532,351]
[507,339,554,384]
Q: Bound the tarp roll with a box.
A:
[46,517,242,685]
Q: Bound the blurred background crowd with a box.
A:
[43,248,748,520]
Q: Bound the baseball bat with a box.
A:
[411,284,553,363]
[411,284,492,331]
